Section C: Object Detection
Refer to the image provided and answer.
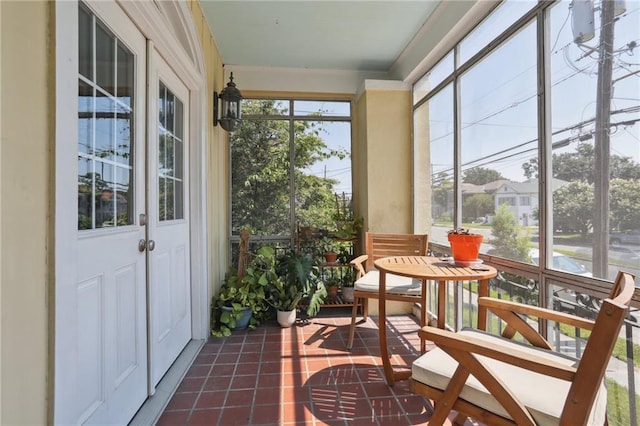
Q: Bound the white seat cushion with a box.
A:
[354,270,422,296]
[412,329,607,426]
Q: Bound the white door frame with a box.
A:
[54,0,209,422]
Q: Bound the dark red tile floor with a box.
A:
[156,311,463,425]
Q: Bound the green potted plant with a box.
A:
[319,236,339,263]
[447,227,484,265]
[332,192,363,240]
[210,246,274,337]
[339,267,355,303]
[267,251,327,326]
[324,268,341,301]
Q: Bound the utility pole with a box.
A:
[592,0,615,279]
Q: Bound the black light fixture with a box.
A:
[214,72,243,132]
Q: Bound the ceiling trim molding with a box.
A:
[226,65,388,95]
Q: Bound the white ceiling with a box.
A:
[199,1,443,73]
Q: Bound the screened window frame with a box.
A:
[228,96,354,246]
[411,0,635,304]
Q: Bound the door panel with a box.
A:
[73,2,148,424]
[148,50,192,386]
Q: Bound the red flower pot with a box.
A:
[448,233,483,262]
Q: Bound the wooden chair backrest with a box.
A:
[561,271,635,423]
[364,232,429,272]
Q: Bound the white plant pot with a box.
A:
[277,309,296,328]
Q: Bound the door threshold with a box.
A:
[128,339,205,425]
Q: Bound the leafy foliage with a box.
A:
[488,204,531,262]
[552,181,594,237]
[230,99,348,236]
[210,246,274,337]
[463,167,505,185]
[267,251,327,315]
[463,193,494,219]
[522,142,640,182]
[432,171,453,221]
[610,178,640,231]
[551,178,640,236]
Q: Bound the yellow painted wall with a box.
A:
[413,101,432,235]
[357,87,413,234]
[190,0,228,298]
[0,1,51,423]
[355,84,414,315]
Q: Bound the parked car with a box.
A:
[528,249,598,314]
[609,229,640,246]
[528,249,592,277]
[609,245,640,260]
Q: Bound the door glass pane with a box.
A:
[158,82,184,221]
[78,5,93,80]
[174,98,183,142]
[165,136,175,177]
[159,85,166,130]
[95,22,115,95]
[95,92,115,161]
[95,162,115,228]
[78,80,93,155]
[78,5,134,230]
[165,89,175,134]
[115,167,133,226]
[159,177,166,221]
[78,157,93,229]
[115,102,132,165]
[116,43,134,108]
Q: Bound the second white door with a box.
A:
[148,48,192,386]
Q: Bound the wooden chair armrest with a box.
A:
[418,326,577,381]
[479,297,596,331]
[350,254,368,278]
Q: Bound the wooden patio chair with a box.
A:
[346,232,429,350]
[410,271,636,426]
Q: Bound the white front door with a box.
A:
[55,2,193,424]
[72,2,148,424]
[148,50,192,386]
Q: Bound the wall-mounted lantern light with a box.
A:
[213,72,243,132]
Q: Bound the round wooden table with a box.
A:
[374,256,498,385]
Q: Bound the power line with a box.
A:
[430,116,640,181]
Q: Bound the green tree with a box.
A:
[552,181,593,238]
[610,179,640,231]
[432,171,453,220]
[463,167,505,185]
[522,143,640,183]
[230,100,344,235]
[488,204,530,262]
[463,193,494,219]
